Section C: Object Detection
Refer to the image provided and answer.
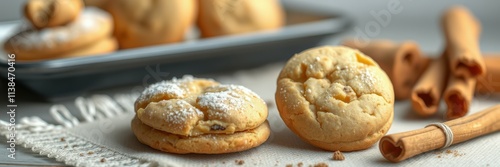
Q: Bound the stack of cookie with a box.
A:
[3,0,117,61]
[132,76,270,154]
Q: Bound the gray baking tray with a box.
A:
[0,0,351,101]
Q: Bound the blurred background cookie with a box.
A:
[3,7,114,60]
[197,0,284,38]
[24,0,83,29]
[82,0,110,9]
[107,0,196,49]
[54,37,117,59]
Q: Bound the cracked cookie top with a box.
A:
[135,75,268,136]
[275,46,394,151]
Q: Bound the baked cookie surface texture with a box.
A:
[108,0,196,49]
[275,46,394,151]
[197,0,284,37]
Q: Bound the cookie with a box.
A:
[4,7,113,61]
[83,0,110,9]
[133,76,269,154]
[275,46,394,151]
[131,117,270,154]
[197,0,284,38]
[24,0,84,29]
[107,0,196,49]
[54,37,117,59]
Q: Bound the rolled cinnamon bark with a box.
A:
[380,105,500,162]
[442,6,485,78]
[443,75,476,120]
[411,57,448,117]
[476,56,500,93]
[342,39,430,100]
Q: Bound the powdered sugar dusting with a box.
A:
[10,7,110,50]
[138,75,195,101]
[198,85,261,119]
[164,100,203,125]
[358,68,376,88]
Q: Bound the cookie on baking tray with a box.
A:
[54,37,117,59]
[197,0,284,38]
[107,0,196,49]
[24,0,84,29]
[275,46,394,151]
[132,76,270,154]
[3,7,115,61]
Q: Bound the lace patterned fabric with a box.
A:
[0,94,160,167]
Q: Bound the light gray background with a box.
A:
[0,0,499,166]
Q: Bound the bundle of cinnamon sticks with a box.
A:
[342,5,500,162]
[343,6,499,120]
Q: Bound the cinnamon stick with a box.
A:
[476,56,500,93]
[443,74,477,120]
[342,39,429,100]
[380,105,500,162]
[411,57,448,117]
[442,6,485,78]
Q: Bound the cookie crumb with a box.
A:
[435,149,464,158]
[87,151,94,155]
[312,162,328,167]
[332,150,345,161]
[100,158,106,163]
[235,160,244,165]
[79,153,84,157]
[298,162,303,167]
[286,164,293,167]
[453,150,464,157]
[60,137,65,142]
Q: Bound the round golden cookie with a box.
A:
[275,46,394,151]
[133,75,269,154]
[3,7,112,61]
[24,0,84,29]
[197,0,284,38]
[107,0,196,49]
[131,116,271,154]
